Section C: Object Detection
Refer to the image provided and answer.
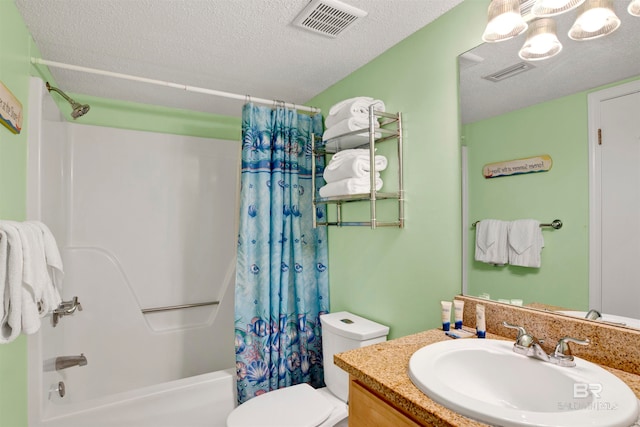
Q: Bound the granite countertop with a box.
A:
[334,328,640,427]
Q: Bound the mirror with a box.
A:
[459,3,640,328]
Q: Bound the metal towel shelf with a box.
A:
[141,300,219,314]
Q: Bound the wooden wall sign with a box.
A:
[0,81,23,134]
[483,154,552,179]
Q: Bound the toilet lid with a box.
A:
[227,383,334,427]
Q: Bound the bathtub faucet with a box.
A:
[52,296,83,327]
[55,354,88,370]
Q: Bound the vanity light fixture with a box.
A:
[629,0,640,17]
[518,18,563,60]
[482,0,528,42]
[568,0,621,40]
[531,0,585,17]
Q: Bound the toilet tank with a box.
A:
[320,311,389,403]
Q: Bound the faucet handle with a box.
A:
[502,321,527,338]
[502,322,540,348]
[585,309,601,320]
[553,337,590,366]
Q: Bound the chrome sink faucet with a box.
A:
[502,322,589,367]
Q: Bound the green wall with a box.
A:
[309,1,489,339]
[41,94,241,141]
[0,1,34,425]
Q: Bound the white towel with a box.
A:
[474,220,509,265]
[323,134,375,152]
[0,220,64,340]
[0,230,6,331]
[508,219,544,268]
[323,150,388,183]
[318,176,383,198]
[0,223,23,343]
[28,221,64,293]
[322,117,379,142]
[325,97,386,128]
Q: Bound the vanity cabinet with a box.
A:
[349,378,425,427]
[311,107,404,229]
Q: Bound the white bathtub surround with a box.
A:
[26,77,238,426]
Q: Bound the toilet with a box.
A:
[226,311,389,427]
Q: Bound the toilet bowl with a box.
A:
[226,311,389,427]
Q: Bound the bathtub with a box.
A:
[32,369,236,427]
[26,76,239,427]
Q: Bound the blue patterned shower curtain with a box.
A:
[234,103,329,404]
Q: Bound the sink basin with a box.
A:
[408,339,639,427]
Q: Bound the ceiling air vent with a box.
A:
[482,62,536,83]
[293,0,367,38]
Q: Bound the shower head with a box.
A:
[46,82,90,119]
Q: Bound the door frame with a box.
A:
[588,79,640,312]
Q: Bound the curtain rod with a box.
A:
[31,58,320,114]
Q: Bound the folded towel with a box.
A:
[323,133,383,152]
[0,223,23,343]
[325,97,386,128]
[322,117,379,142]
[474,219,509,265]
[508,219,544,268]
[318,176,383,198]
[324,150,388,183]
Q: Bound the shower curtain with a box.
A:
[234,103,329,403]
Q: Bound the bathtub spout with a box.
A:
[55,354,88,370]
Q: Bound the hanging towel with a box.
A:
[28,221,64,291]
[12,222,47,334]
[325,97,386,128]
[0,223,23,343]
[0,220,64,341]
[322,117,379,142]
[508,219,544,268]
[318,176,383,198]
[0,230,7,332]
[323,149,387,182]
[474,219,509,265]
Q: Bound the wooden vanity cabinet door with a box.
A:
[349,378,423,427]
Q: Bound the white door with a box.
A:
[591,82,640,317]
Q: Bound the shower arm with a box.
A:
[46,82,81,108]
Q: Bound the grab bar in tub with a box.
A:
[141,300,219,314]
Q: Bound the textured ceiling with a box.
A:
[460,2,640,124]
[15,0,463,118]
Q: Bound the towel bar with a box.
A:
[472,219,563,230]
[141,300,219,314]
